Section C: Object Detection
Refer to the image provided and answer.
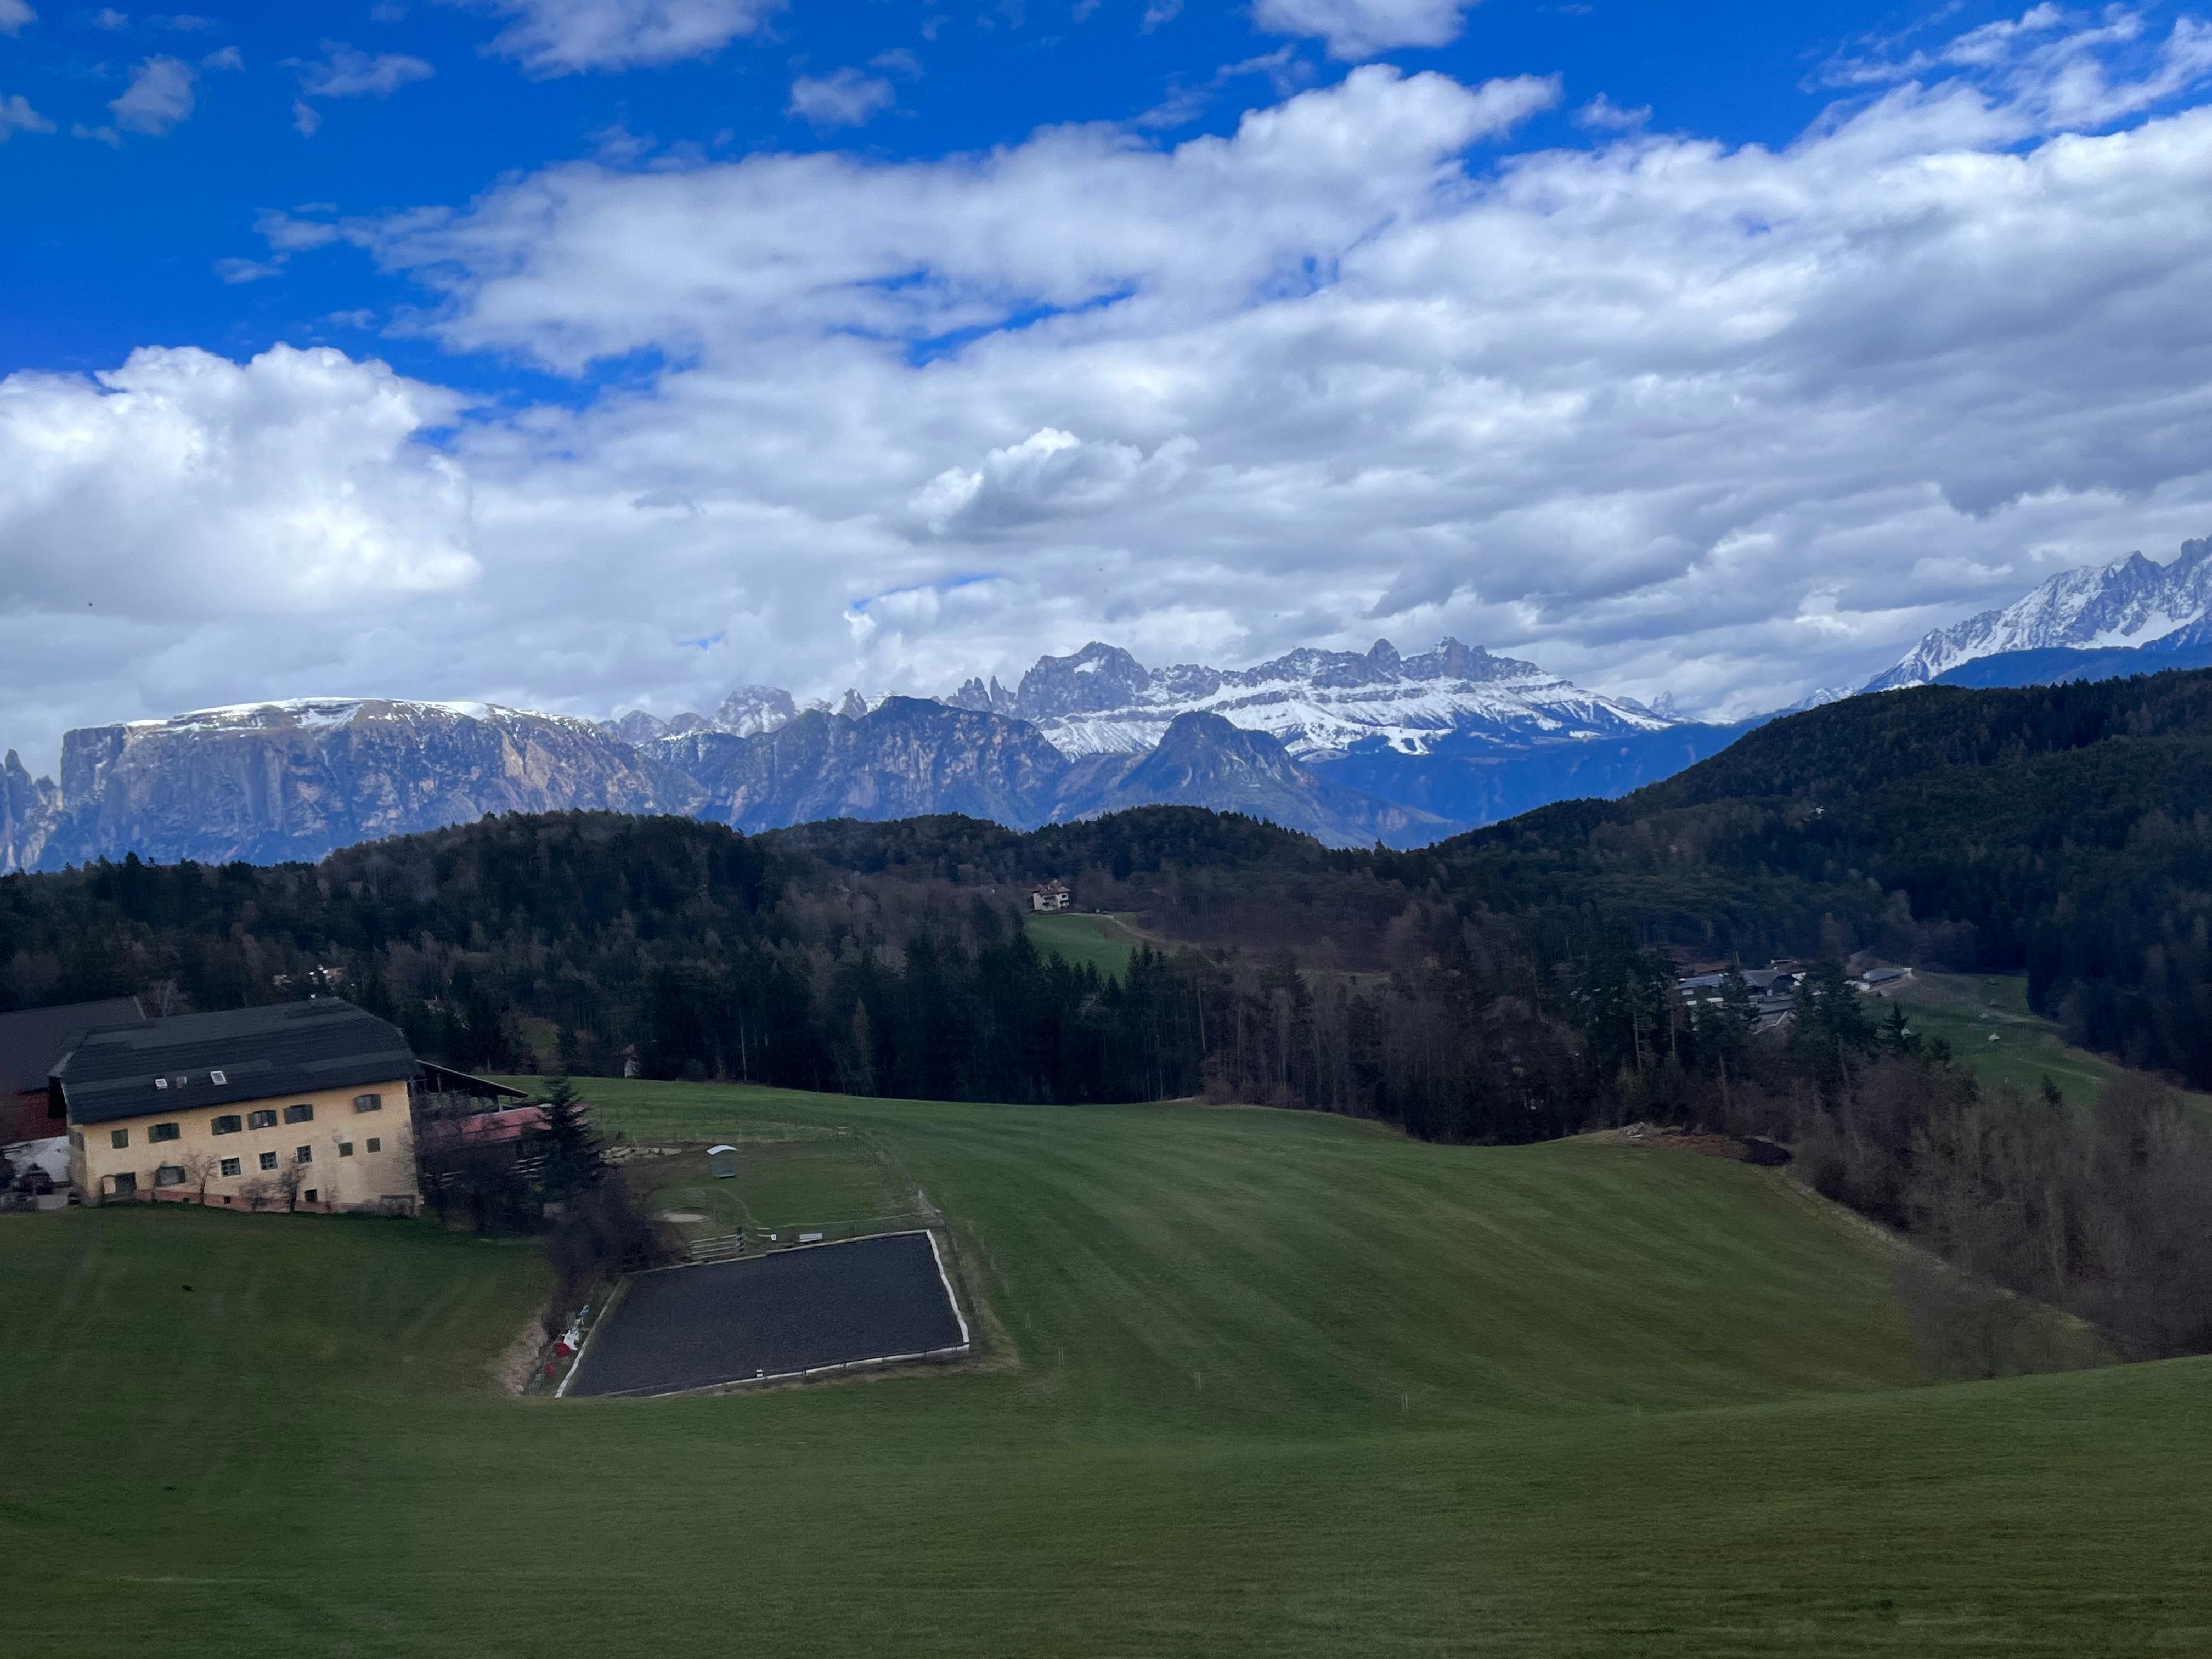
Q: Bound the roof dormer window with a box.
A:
[154,1077,168,1089]
[210,1070,227,1084]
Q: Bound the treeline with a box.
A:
[0,810,1598,1141]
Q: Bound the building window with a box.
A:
[110,1128,129,1149]
[211,1116,241,1136]
[219,1157,241,1177]
[155,1165,186,1187]
[150,1121,181,1142]
[111,1172,137,1197]
[353,1093,382,1114]
[366,1137,381,1153]
[284,1103,314,1124]
[295,1146,312,1164]
[258,1151,278,1171]
[154,1077,169,1090]
[209,1070,227,1085]
[247,1109,277,1130]
[304,1189,318,1204]
[338,1141,354,1157]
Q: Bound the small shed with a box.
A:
[707,1144,740,1180]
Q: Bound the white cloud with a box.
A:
[1575,93,1648,131]
[910,428,1195,535]
[0,346,478,624]
[93,6,126,26]
[462,0,784,76]
[0,94,53,139]
[296,42,436,98]
[22,12,2212,763]
[108,55,195,136]
[292,99,322,137]
[1254,0,1476,61]
[787,67,895,129]
[372,67,1548,367]
[0,0,32,36]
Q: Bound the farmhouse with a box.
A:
[53,1000,424,1214]
[1029,879,1071,912]
[0,997,149,1146]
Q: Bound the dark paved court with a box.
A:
[565,1232,967,1398]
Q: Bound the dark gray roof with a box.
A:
[53,999,416,1128]
[0,998,148,1094]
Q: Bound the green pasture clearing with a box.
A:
[1887,970,2212,1111]
[7,1081,2206,1657]
[1023,908,1147,977]
[621,1127,917,1241]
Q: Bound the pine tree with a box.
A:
[531,1076,602,1204]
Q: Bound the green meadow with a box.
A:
[1888,970,2212,1112]
[7,1079,2209,1657]
[1022,908,1148,977]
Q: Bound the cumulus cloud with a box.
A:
[0,346,478,622]
[787,67,895,129]
[369,67,1550,367]
[0,94,53,139]
[0,0,32,36]
[23,12,2212,763]
[1254,0,1476,61]
[296,42,435,99]
[108,54,195,136]
[462,0,784,75]
[910,428,1196,535]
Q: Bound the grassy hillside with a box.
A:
[1887,971,2212,1111]
[7,1080,2201,1656]
[1023,909,1146,978]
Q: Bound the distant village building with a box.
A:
[1674,961,1804,1031]
[52,1000,427,1214]
[1029,879,1071,913]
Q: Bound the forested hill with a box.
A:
[1429,669,2212,1080]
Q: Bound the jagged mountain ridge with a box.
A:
[946,636,1672,759]
[603,634,1673,761]
[1869,537,2212,689]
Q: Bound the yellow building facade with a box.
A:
[52,998,426,1216]
[67,1075,419,1212]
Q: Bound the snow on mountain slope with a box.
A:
[947,637,1673,760]
[1869,537,2212,690]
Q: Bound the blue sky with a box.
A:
[5,1,2026,383]
[5,0,2212,764]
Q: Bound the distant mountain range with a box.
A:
[938,636,1669,758]
[5,534,2211,872]
[1869,537,2212,689]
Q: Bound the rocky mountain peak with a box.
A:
[1013,643,1157,718]
[713,685,800,736]
[1870,534,2212,689]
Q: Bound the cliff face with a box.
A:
[667,697,1074,833]
[8,700,701,868]
[0,750,58,874]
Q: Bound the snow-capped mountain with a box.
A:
[602,684,868,744]
[947,637,1673,760]
[1869,537,2212,690]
